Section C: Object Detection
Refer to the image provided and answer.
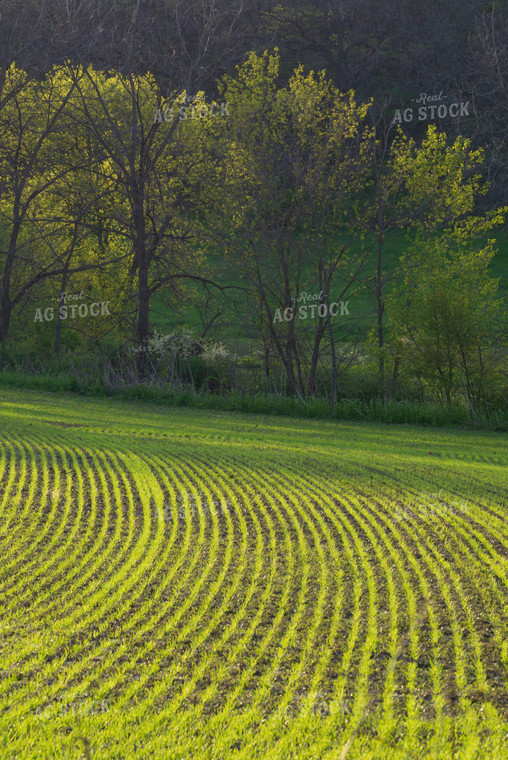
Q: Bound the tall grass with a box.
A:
[1,370,506,429]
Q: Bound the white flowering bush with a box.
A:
[200,341,231,365]
[127,330,238,389]
[131,328,201,361]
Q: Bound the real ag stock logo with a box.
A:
[391,91,471,125]
[394,489,471,522]
[273,291,350,323]
[153,93,230,123]
[34,291,111,323]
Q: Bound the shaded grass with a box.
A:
[0,369,506,430]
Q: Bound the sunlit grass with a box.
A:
[0,388,507,759]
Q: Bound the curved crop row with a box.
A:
[0,396,507,759]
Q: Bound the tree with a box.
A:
[0,63,131,346]
[0,0,246,91]
[377,124,507,399]
[62,63,223,372]
[359,107,405,388]
[361,122,497,392]
[0,66,84,342]
[255,0,479,101]
[469,4,508,204]
[216,51,373,398]
[388,234,507,413]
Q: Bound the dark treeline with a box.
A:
[0,0,507,199]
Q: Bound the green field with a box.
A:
[1,390,508,759]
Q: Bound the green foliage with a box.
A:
[0,61,507,412]
[215,51,375,396]
[388,235,508,410]
[390,125,496,234]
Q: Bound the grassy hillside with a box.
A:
[1,390,507,758]
[150,229,508,349]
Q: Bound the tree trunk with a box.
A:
[376,231,385,391]
[55,266,71,356]
[307,315,327,396]
[0,298,12,344]
[328,312,338,410]
[1,223,21,344]
[137,259,150,376]
[330,0,349,90]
